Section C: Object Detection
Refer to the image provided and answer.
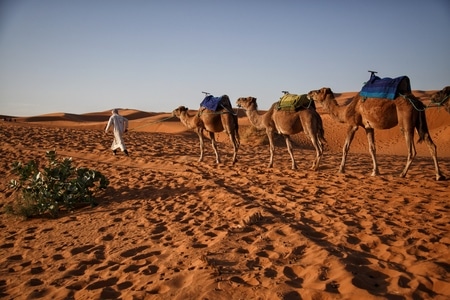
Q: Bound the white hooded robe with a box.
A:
[105,112,128,151]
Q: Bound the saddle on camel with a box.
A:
[360,71,411,100]
[199,94,236,115]
[276,91,316,111]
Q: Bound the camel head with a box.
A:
[431,86,450,113]
[307,87,334,103]
[236,97,258,111]
[172,106,188,118]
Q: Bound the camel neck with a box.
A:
[244,107,266,129]
[180,112,196,129]
[324,96,346,123]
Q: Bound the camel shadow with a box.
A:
[230,194,434,299]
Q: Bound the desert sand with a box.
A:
[0,91,449,300]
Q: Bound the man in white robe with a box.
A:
[105,109,129,156]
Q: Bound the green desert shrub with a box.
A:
[6,150,109,218]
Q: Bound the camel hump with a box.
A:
[396,77,411,94]
[219,95,233,109]
[277,94,313,111]
[360,75,411,100]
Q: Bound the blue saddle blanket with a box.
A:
[200,95,222,111]
[360,75,411,100]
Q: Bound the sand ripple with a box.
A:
[0,117,449,299]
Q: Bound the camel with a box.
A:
[172,95,239,164]
[307,87,445,180]
[430,86,450,114]
[236,96,325,170]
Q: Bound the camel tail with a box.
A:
[316,110,327,145]
[414,98,430,144]
[234,113,240,145]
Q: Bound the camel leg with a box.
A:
[222,113,239,165]
[413,109,445,180]
[208,132,220,164]
[285,135,297,170]
[421,135,445,180]
[400,129,416,178]
[228,132,238,165]
[197,129,204,162]
[309,134,323,171]
[365,128,380,176]
[340,126,358,174]
[231,121,240,164]
[266,129,275,168]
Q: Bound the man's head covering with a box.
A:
[112,109,118,114]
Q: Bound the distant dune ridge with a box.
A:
[0,90,449,299]
[3,90,448,155]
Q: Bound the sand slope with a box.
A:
[0,91,449,300]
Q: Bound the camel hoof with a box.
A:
[436,174,446,181]
[372,170,381,177]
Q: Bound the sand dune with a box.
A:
[0,90,449,299]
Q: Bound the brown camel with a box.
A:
[236,96,325,170]
[431,86,450,114]
[307,87,445,180]
[172,95,239,164]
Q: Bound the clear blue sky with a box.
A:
[1,0,449,116]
